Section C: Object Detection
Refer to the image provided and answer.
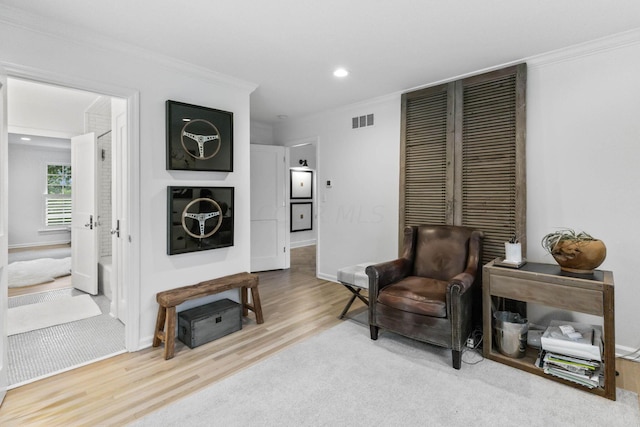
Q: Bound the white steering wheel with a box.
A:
[181,197,223,239]
[180,119,222,160]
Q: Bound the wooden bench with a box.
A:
[152,272,263,360]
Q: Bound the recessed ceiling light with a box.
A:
[333,68,349,78]
[21,137,31,141]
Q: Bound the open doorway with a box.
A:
[289,142,317,251]
[5,78,126,387]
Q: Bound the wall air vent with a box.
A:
[352,113,374,129]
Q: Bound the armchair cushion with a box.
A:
[378,276,448,318]
[413,227,473,280]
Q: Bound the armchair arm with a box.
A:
[447,229,484,350]
[366,258,412,297]
[448,229,484,295]
[447,271,476,296]
[447,269,478,350]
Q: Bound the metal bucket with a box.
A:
[494,311,528,358]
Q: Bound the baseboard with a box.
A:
[317,272,337,283]
[291,239,316,249]
[616,344,640,360]
[8,240,71,250]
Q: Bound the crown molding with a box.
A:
[282,90,402,126]
[527,27,640,68]
[0,4,258,93]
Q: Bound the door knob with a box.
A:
[110,219,120,237]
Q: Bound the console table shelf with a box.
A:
[482,259,615,400]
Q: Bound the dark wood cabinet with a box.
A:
[483,259,615,400]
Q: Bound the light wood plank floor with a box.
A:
[1,245,638,425]
[0,245,354,425]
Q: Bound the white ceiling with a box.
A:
[2,0,640,124]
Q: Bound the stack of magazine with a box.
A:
[536,320,603,389]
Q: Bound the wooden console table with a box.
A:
[482,259,615,400]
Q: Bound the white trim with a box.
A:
[527,28,640,69]
[8,240,70,249]
[616,344,640,360]
[317,272,337,284]
[0,71,8,404]
[278,92,401,127]
[291,239,316,249]
[125,90,141,350]
[1,61,142,352]
[37,228,71,234]
[0,5,258,94]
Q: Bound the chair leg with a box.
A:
[370,325,379,340]
[452,349,462,369]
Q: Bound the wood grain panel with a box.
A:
[491,275,603,315]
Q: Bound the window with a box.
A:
[400,64,526,265]
[45,164,72,227]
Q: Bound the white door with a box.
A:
[112,99,127,322]
[250,145,289,272]
[71,133,98,295]
[0,75,9,406]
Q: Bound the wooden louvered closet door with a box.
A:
[400,64,526,266]
[400,83,453,229]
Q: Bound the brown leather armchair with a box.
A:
[366,225,484,369]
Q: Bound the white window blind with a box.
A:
[46,196,72,226]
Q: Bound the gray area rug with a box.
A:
[8,288,125,386]
[131,318,639,427]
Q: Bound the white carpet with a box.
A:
[131,319,640,427]
[7,257,71,288]
[8,294,102,336]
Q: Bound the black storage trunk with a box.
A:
[178,298,242,349]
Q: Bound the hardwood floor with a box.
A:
[0,245,357,426]
[1,245,638,425]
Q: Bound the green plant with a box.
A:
[541,229,597,254]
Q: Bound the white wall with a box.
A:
[290,144,316,170]
[0,19,256,348]
[8,142,71,247]
[525,33,640,351]
[250,120,275,145]
[7,78,97,138]
[275,96,401,281]
[276,31,640,353]
[85,96,113,258]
